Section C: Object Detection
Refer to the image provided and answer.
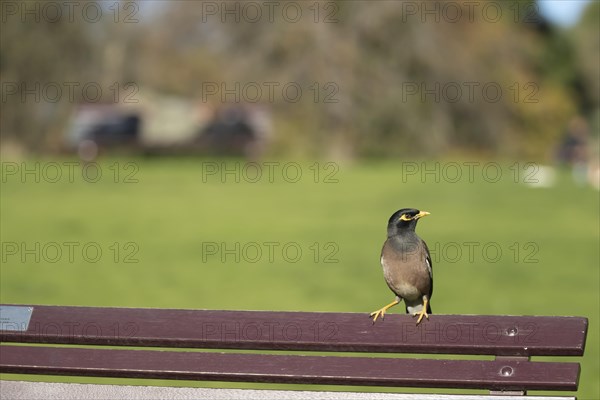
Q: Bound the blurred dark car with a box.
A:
[86,114,140,147]
[66,104,141,160]
[195,106,264,158]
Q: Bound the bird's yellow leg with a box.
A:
[412,297,430,325]
[370,299,399,323]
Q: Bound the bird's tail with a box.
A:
[427,302,432,314]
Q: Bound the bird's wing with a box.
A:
[423,240,433,299]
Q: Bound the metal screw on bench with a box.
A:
[506,327,518,336]
[370,208,433,325]
[500,366,514,376]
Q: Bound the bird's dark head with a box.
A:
[387,208,430,236]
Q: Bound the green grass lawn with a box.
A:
[1,157,598,398]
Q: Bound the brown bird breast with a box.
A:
[380,238,431,302]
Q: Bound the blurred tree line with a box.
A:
[1,0,598,159]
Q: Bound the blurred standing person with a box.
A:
[556,116,591,185]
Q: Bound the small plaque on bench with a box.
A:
[0,306,33,331]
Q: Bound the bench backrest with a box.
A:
[0,304,588,395]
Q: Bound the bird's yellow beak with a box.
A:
[415,211,430,219]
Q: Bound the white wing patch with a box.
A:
[425,256,432,277]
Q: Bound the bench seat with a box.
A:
[0,304,588,399]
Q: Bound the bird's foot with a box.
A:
[369,299,399,324]
[412,297,430,325]
[369,308,387,323]
[412,308,429,325]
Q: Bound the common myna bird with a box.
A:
[370,208,432,325]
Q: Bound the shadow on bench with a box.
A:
[0,304,588,399]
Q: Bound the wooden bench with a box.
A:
[0,304,588,399]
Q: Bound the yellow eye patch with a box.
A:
[399,214,413,221]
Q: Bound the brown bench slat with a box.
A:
[0,305,587,356]
[0,345,580,391]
